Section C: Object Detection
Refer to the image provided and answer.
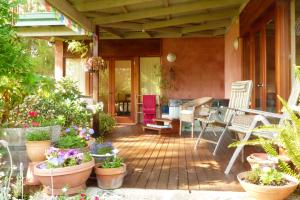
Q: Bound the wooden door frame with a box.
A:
[246,7,275,110]
[104,57,139,124]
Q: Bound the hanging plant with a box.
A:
[85,56,107,72]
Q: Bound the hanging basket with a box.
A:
[85,57,107,73]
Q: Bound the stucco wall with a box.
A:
[224,19,243,98]
[161,37,225,99]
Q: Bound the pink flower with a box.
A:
[23,124,29,128]
[28,111,38,118]
[31,121,40,127]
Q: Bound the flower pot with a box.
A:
[26,162,40,185]
[0,126,61,175]
[34,159,95,195]
[237,171,299,200]
[94,163,126,189]
[25,140,51,162]
[247,153,290,169]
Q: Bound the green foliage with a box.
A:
[97,145,113,155]
[25,131,50,141]
[99,112,116,135]
[245,167,286,186]
[67,40,89,58]
[101,157,123,168]
[56,133,87,149]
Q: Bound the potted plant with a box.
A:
[90,141,118,163]
[55,126,94,152]
[237,166,299,200]
[98,112,116,136]
[25,130,51,162]
[34,147,95,195]
[94,156,126,189]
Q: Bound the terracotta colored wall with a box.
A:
[224,19,242,98]
[162,38,224,99]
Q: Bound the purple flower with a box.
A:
[85,135,90,141]
[80,128,86,135]
[48,156,65,166]
[72,125,78,130]
[65,128,70,133]
[47,147,59,155]
[88,129,95,135]
[64,149,78,159]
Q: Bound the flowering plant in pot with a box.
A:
[94,156,126,189]
[34,147,95,195]
[237,166,299,200]
[25,130,51,162]
[90,141,118,163]
[55,126,94,152]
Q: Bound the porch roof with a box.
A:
[24,0,248,39]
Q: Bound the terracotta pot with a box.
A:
[247,153,290,169]
[94,163,126,189]
[237,171,299,200]
[34,159,95,195]
[25,140,51,162]
[26,162,40,186]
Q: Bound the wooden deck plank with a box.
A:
[107,125,246,191]
[178,136,189,190]
[146,136,170,189]
[157,136,173,189]
[135,136,166,188]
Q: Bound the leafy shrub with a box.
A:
[245,167,286,186]
[56,133,87,149]
[99,112,115,135]
[25,131,50,141]
[101,157,123,168]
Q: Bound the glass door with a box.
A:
[111,59,134,123]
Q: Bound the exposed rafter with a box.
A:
[100,22,142,30]
[45,0,92,32]
[181,20,231,34]
[100,27,124,38]
[122,6,129,13]
[93,0,243,24]
[142,8,237,30]
[74,0,155,12]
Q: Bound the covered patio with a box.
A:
[2,0,300,199]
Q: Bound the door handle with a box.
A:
[257,83,264,87]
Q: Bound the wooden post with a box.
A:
[92,26,100,135]
[54,40,64,80]
[92,26,99,102]
[275,0,291,111]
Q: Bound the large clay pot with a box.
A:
[0,126,61,174]
[25,140,51,162]
[247,153,290,169]
[34,159,95,195]
[237,171,299,200]
[94,163,126,189]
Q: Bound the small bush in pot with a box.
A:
[90,141,118,163]
[94,156,126,189]
[55,126,94,151]
[237,166,299,200]
[34,147,95,195]
[25,130,51,162]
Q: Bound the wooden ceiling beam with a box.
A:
[75,0,155,12]
[181,19,231,34]
[100,22,142,30]
[143,8,237,30]
[45,0,92,31]
[100,27,124,38]
[93,0,243,24]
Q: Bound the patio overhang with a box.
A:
[42,0,247,39]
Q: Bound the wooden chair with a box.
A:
[224,80,300,174]
[179,97,213,137]
[194,80,253,154]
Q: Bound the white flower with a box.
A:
[262,166,272,172]
[61,186,68,193]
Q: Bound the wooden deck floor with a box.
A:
[109,125,251,191]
